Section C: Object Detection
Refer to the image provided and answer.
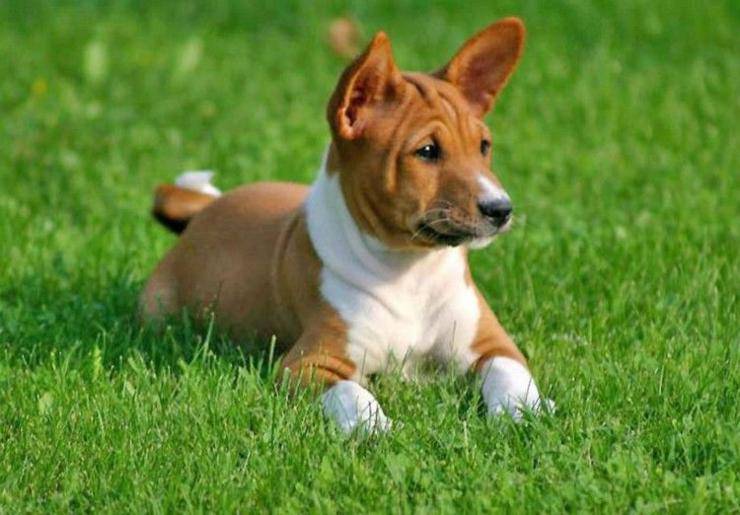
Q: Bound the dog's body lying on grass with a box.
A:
[141,18,548,433]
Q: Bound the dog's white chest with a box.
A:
[321,250,480,377]
[305,164,480,379]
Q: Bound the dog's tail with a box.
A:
[152,171,222,234]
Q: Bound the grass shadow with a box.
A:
[0,268,281,382]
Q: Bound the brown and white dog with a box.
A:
[141,17,549,433]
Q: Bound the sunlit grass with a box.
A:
[0,1,738,511]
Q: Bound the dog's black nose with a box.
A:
[478,198,513,226]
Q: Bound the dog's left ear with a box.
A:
[435,17,525,117]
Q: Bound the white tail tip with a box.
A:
[175,170,222,197]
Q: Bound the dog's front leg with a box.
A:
[281,326,391,435]
[469,300,550,420]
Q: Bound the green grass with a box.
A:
[1,0,738,511]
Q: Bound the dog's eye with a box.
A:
[480,139,491,156]
[415,143,441,162]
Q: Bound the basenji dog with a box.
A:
[141,17,549,433]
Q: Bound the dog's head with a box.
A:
[326,17,525,250]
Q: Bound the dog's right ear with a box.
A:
[327,32,404,140]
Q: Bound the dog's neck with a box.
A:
[305,152,466,292]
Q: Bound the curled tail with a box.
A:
[152,171,222,234]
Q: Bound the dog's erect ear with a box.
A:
[327,32,404,140]
[435,17,525,117]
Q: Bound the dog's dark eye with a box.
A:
[415,143,441,162]
[480,139,491,156]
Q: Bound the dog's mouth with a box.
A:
[412,212,506,248]
[415,221,474,247]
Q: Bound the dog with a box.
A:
[141,17,548,433]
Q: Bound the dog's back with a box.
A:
[141,176,312,343]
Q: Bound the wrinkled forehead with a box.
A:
[400,72,488,135]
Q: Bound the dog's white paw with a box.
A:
[480,357,551,421]
[321,380,392,435]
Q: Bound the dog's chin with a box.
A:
[467,219,512,249]
[467,236,495,249]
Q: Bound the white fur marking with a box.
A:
[468,236,494,249]
[175,170,222,197]
[477,175,509,204]
[480,356,547,420]
[305,159,480,379]
[321,380,391,434]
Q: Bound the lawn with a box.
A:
[1,0,738,512]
